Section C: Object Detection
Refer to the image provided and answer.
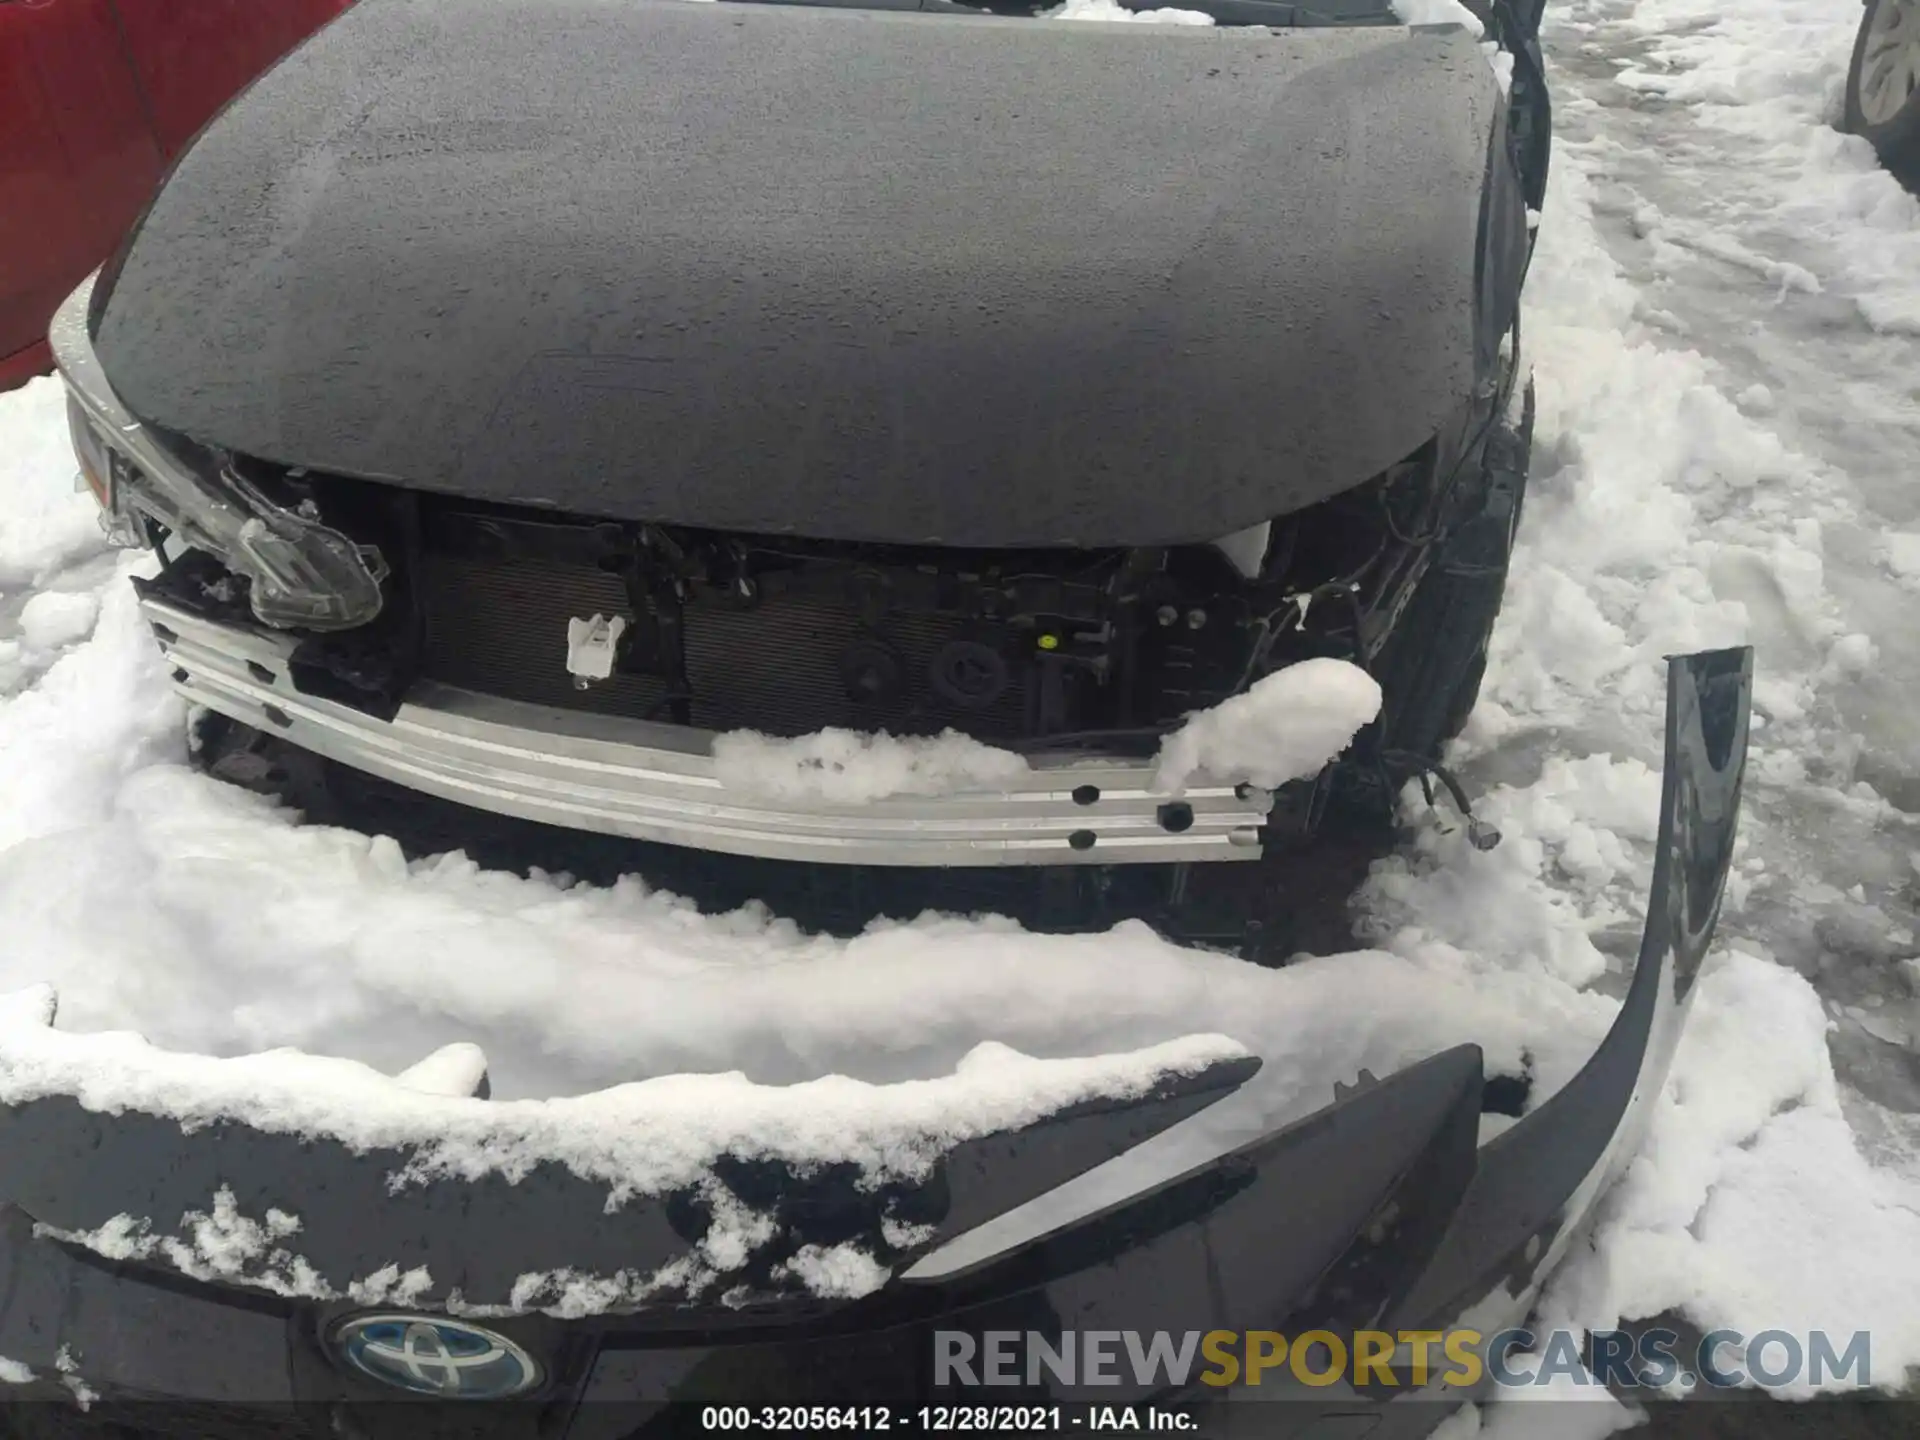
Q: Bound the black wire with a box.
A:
[1379,748,1479,817]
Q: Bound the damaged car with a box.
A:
[61,0,1555,953]
[20,0,1754,1432]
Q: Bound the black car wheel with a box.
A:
[1846,0,1920,187]
[1373,381,1534,765]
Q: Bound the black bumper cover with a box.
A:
[0,650,1752,1437]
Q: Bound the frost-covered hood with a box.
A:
[92,0,1503,547]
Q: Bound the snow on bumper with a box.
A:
[0,651,1753,1418]
[139,594,1273,867]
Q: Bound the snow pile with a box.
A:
[1363,752,1667,1002]
[393,1040,489,1097]
[1046,0,1215,23]
[0,992,1247,1200]
[776,1243,894,1299]
[711,726,1031,803]
[1881,531,1920,585]
[0,379,107,590]
[0,569,181,851]
[1535,954,1920,1397]
[1153,657,1381,793]
[1392,0,1483,31]
[18,590,98,653]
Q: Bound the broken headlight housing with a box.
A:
[50,273,388,632]
[63,394,146,551]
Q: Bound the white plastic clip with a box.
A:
[565,613,628,688]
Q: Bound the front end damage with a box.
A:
[48,0,1545,954]
[0,648,1752,1436]
[48,269,1527,948]
[57,0,1546,840]
[13,6,1722,1424]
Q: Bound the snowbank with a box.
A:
[1391,0,1483,30]
[1535,953,1920,1396]
[0,989,1246,1201]
[711,726,1031,803]
[1046,0,1215,22]
[18,591,98,653]
[1153,657,1382,793]
[0,379,107,589]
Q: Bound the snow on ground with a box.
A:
[1492,0,1920,1398]
[1047,0,1216,23]
[3,0,1920,1405]
[0,380,102,592]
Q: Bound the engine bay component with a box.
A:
[565,612,628,687]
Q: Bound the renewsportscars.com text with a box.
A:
[933,1327,1872,1390]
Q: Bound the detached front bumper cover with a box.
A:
[0,649,1752,1428]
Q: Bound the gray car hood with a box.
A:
[93,0,1502,547]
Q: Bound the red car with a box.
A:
[0,0,349,392]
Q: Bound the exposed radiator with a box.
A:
[418,554,674,720]
[416,552,1033,740]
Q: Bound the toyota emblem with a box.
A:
[332,1314,541,1399]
